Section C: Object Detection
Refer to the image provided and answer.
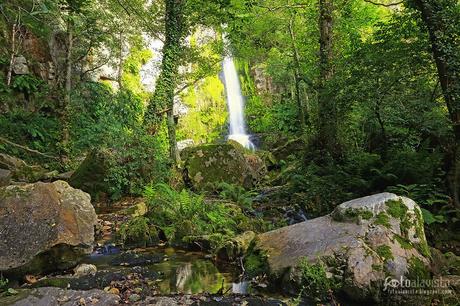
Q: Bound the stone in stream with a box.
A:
[0,180,97,277]
[247,193,431,303]
[181,142,265,191]
[73,263,97,277]
[8,287,120,306]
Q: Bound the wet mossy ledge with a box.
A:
[243,193,433,304]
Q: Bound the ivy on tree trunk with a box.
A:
[145,0,187,165]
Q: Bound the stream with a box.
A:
[83,244,248,295]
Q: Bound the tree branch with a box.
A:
[363,0,403,7]
[0,137,58,159]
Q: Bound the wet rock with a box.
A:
[138,295,287,306]
[181,142,264,191]
[0,181,97,277]
[74,263,97,277]
[110,251,163,266]
[10,287,119,306]
[250,193,431,302]
[0,169,11,186]
[33,267,160,291]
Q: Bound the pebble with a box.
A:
[129,294,141,302]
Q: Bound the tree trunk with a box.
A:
[411,0,460,206]
[288,13,306,130]
[6,23,17,87]
[117,31,124,89]
[145,0,186,165]
[62,16,73,145]
[317,0,338,156]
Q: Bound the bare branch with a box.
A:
[0,137,58,159]
[363,0,403,7]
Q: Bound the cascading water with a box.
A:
[222,49,255,150]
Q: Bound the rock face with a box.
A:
[9,287,119,306]
[0,153,47,183]
[0,169,11,187]
[249,193,431,302]
[182,143,264,190]
[0,181,97,277]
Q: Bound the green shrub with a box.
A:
[217,182,257,210]
[144,183,266,250]
[118,216,159,248]
[298,258,338,302]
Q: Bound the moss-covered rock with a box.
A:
[69,149,111,201]
[182,143,264,191]
[249,193,432,303]
[0,153,47,183]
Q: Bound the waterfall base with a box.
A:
[228,134,255,150]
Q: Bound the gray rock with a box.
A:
[11,287,119,306]
[129,293,141,302]
[12,56,29,75]
[0,181,97,277]
[0,169,11,186]
[251,193,431,302]
[74,263,97,277]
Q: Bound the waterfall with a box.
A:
[222,51,255,150]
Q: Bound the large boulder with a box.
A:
[69,149,111,201]
[0,180,97,277]
[182,142,265,191]
[248,193,431,302]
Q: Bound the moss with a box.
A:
[242,239,269,278]
[334,207,374,222]
[372,264,383,271]
[394,234,413,249]
[68,149,110,200]
[413,208,430,258]
[374,212,391,228]
[298,257,340,301]
[376,245,394,261]
[399,215,412,237]
[32,278,71,288]
[407,257,430,280]
[385,199,408,219]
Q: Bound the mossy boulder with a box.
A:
[69,149,111,201]
[0,181,97,278]
[182,143,264,191]
[250,193,431,303]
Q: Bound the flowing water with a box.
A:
[222,50,255,150]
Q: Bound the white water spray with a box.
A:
[222,49,255,150]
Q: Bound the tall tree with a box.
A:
[409,0,460,206]
[145,0,187,165]
[317,0,338,156]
